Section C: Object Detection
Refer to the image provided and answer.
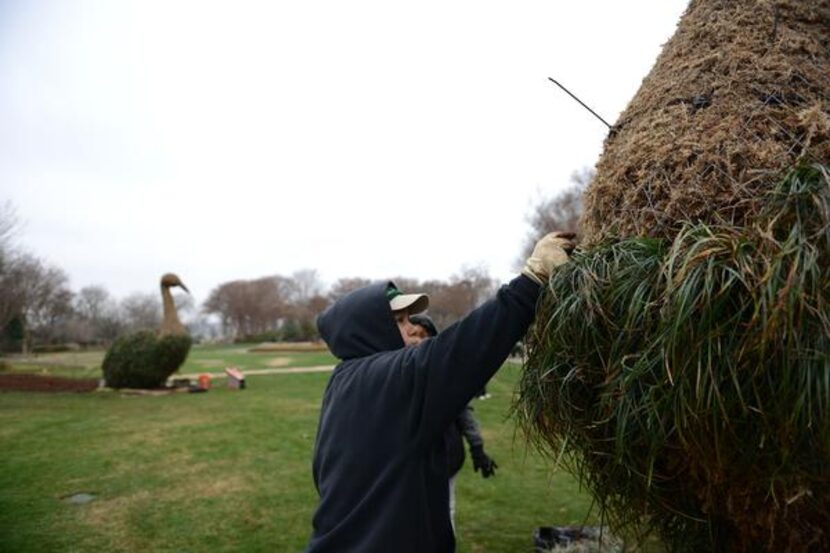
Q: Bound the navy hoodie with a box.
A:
[306,275,540,552]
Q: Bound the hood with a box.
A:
[317,281,404,360]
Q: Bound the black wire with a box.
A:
[548,77,613,130]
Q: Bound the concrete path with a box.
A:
[172,356,524,383]
[172,365,334,381]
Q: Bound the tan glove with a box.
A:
[521,231,577,285]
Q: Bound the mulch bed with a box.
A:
[0,373,100,393]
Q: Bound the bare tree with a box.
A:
[6,254,74,350]
[0,261,25,336]
[187,313,222,342]
[517,168,593,267]
[203,275,292,339]
[452,265,498,308]
[285,270,327,341]
[74,285,123,343]
[203,281,240,335]
[287,269,323,305]
[328,277,372,302]
[418,266,497,331]
[201,264,496,343]
[0,204,77,349]
[119,292,162,333]
[27,270,74,344]
[173,292,195,317]
[201,269,327,343]
[0,201,23,332]
[75,285,111,322]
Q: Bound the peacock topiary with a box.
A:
[102,273,193,389]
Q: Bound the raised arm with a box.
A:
[402,232,576,442]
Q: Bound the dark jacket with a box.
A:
[306,276,540,553]
[446,404,483,477]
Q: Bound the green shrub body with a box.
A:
[518,165,830,552]
[102,332,192,389]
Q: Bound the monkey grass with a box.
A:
[518,164,830,552]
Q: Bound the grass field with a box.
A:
[0,345,604,552]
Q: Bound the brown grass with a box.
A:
[583,0,830,243]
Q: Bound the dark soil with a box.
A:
[0,373,99,393]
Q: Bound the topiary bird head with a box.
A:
[160,273,189,293]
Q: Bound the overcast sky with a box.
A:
[1,0,689,304]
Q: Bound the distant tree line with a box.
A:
[202,265,499,343]
[0,200,499,350]
[202,269,327,343]
[0,168,590,351]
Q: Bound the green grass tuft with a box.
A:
[517,164,830,552]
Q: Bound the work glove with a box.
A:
[470,445,498,478]
[521,231,577,285]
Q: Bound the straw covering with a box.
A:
[583,0,830,244]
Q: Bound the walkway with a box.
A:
[172,365,335,381]
[172,356,523,382]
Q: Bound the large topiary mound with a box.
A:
[518,165,830,551]
[521,0,829,549]
[102,332,192,389]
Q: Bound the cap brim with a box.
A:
[389,293,429,314]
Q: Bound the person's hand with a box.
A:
[521,231,577,285]
[471,445,498,478]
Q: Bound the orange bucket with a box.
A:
[198,373,211,390]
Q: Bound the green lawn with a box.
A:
[0,349,602,552]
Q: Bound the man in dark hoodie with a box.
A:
[409,313,497,532]
[306,231,575,552]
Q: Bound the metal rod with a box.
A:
[548,77,613,130]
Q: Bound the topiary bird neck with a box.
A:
[160,284,186,337]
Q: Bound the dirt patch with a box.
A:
[0,373,99,393]
[265,358,291,368]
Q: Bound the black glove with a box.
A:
[470,445,498,478]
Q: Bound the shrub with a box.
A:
[102,332,192,389]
